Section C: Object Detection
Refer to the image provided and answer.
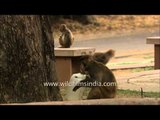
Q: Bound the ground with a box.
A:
[56,15,160,99]
[53,15,160,40]
[2,15,160,105]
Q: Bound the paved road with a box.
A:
[55,28,159,55]
[71,29,159,55]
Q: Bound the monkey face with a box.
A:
[80,55,92,64]
[59,24,67,32]
[80,55,92,74]
[80,61,90,75]
[80,63,87,74]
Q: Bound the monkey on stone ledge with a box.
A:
[59,24,74,48]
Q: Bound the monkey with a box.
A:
[93,49,115,65]
[78,49,115,66]
[59,24,74,48]
[73,55,117,99]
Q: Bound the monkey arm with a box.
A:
[66,33,72,43]
[72,76,94,92]
[59,34,65,46]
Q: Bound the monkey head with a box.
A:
[59,24,67,33]
[80,55,93,74]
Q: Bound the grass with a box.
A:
[61,87,159,99]
[108,61,140,66]
[131,66,154,72]
[108,60,153,67]
[143,56,154,59]
[117,89,160,98]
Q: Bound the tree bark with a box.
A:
[0,15,63,103]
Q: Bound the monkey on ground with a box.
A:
[93,49,115,65]
[59,24,74,48]
[73,55,117,99]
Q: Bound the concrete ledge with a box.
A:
[55,47,96,57]
[1,98,160,105]
[55,47,96,82]
[146,37,160,69]
[146,37,160,44]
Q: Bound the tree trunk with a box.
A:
[0,15,63,103]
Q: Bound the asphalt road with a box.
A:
[55,28,160,55]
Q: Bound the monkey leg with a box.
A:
[87,87,102,99]
[95,86,117,98]
[87,87,116,99]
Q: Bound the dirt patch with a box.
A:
[53,15,160,41]
[116,70,160,92]
[54,15,160,100]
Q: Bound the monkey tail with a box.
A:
[105,49,115,58]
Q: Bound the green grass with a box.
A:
[61,88,160,99]
[108,62,140,66]
[108,60,154,67]
[143,56,153,59]
[131,66,154,72]
[108,58,154,67]
[117,89,160,98]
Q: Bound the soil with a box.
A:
[53,15,160,40]
[56,15,160,101]
[2,15,160,104]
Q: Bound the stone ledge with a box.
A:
[146,37,160,44]
[55,47,96,57]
